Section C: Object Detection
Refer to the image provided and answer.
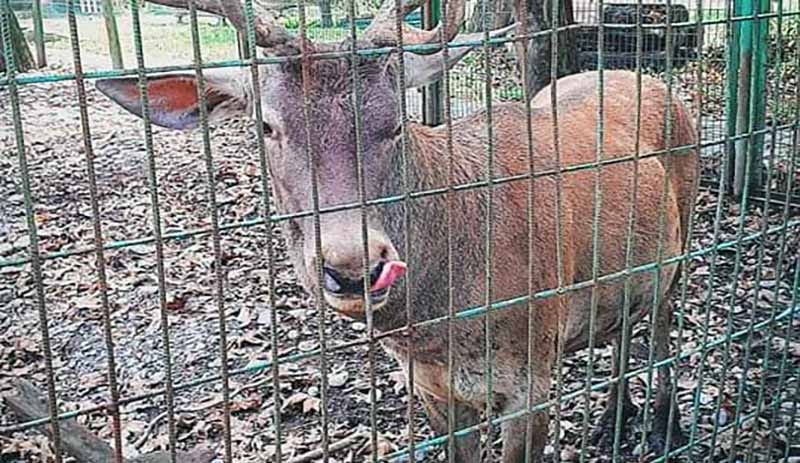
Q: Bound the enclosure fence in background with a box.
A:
[1,0,799,461]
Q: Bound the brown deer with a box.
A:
[96,0,699,460]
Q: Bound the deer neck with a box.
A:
[373,123,485,335]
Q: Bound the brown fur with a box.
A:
[98,64,699,461]
[371,70,700,461]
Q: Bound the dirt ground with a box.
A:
[2,14,800,463]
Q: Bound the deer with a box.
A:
[95,0,700,460]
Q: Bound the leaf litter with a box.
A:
[0,62,799,462]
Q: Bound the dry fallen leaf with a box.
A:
[302,396,321,414]
[329,371,349,388]
[231,396,263,414]
[166,294,189,311]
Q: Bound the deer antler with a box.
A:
[147,0,294,49]
[363,0,467,47]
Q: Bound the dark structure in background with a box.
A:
[468,0,514,31]
[514,0,580,98]
[318,0,334,27]
[577,3,699,71]
[511,0,700,98]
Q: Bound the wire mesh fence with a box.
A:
[1,0,799,461]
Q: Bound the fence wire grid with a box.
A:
[1,0,799,461]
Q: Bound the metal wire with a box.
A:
[128,0,179,459]
[659,0,708,458]
[544,0,569,459]
[480,0,497,457]
[2,116,797,269]
[1,1,64,460]
[380,299,800,461]
[65,0,124,460]
[521,0,543,458]
[185,1,234,460]
[648,380,795,463]
[5,276,796,445]
[726,3,784,460]
[296,1,331,459]
[437,0,458,460]
[611,0,645,457]
[238,0,285,459]
[763,19,800,456]
[3,1,800,461]
[1,212,796,434]
[7,10,800,86]
[707,0,765,454]
[390,1,416,462]
[637,0,677,455]
[740,5,796,458]
[578,0,607,456]
[686,0,738,452]
[343,0,380,459]
[773,293,799,463]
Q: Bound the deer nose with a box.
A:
[322,262,386,296]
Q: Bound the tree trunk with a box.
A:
[318,0,333,27]
[0,7,34,74]
[468,0,514,32]
[31,0,46,67]
[513,0,578,99]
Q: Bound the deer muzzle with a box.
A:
[312,218,406,318]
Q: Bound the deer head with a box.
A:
[96,0,514,318]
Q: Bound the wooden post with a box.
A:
[31,0,46,67]
[102,0,124,69]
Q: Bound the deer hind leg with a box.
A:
[499,397,550,463]
[647,297,687,456]
[591,326,640,448]
[417,389,481,463]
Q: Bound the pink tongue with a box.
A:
[370,261,407,292]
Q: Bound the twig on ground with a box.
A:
[132,373,276,449]
[287,431,369,463]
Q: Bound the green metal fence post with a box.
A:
[31,0,46,67]
[732,0,768,197]
[750,0,768,187]
[733,0,752,198]
[422,0,443,126]
[725,0,741,193]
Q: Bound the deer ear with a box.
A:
[403,23,516,88]
[95,71,249,130]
